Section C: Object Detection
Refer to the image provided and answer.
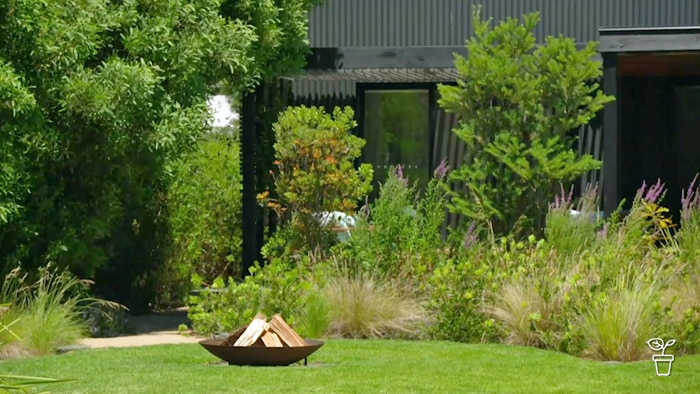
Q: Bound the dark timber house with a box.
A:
[241,0,700,272]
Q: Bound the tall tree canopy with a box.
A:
[0,0,320,309]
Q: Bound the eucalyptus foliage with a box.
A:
[0,0,319,308]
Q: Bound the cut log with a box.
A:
[233,313,268,347]
[261,331,284,347]
[223,326,247,346]
[268,314,307,347]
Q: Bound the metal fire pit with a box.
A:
[199,338,324,366]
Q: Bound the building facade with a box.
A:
[241,0,700,270]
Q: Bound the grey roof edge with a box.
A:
[599,26,700,53]
[304,43,600,72]
[599,25,700,36]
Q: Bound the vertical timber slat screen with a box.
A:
[432,105,464,234]
[578,114,604,199]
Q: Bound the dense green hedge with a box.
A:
[0,0,320,311]
[159,132,243,306]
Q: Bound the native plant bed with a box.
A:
[187,9,696,374]
[1,340,699,393]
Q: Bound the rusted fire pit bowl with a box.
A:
[199,338,324,366]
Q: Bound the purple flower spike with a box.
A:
[463,222,478,248]
[597,222,609,239]
[681,174,700,222]
[644,179,665,204]
[433,157,450,179]
[636,180,648,200]
[549,184,574,211]
[395,164,408,186]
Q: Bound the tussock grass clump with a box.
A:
[0,264,124,357]
[580,283,658,362]
[297,290,332,339]
[322,273,431,339]
[482,282,563,348]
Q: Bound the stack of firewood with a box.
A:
[224,313,307,347]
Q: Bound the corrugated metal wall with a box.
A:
[308,0,700,46]
[293,0,700,96]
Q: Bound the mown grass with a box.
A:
[1,340,697,393]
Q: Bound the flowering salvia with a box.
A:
[681,174,700,222]
[433,157,450,179]
[597,222,609,239]
[550,185,574,211]
[637,179,665,204]
[395,164,408,186]
[463,222,478,248]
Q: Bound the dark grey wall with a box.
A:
[294,0,700,96]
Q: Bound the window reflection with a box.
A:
[363,89,430,195]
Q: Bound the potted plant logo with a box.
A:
[647,338,676,376]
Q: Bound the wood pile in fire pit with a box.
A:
[223,313,307,348]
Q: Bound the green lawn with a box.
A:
[1,340,697,393]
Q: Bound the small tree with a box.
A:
[438,8,614,238]
[261,106,373,252]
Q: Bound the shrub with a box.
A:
[544,184,602,255]
[343,162,449,282]
[260,105,373,253]
[187,259,309,336]
[0,0,319,311]
[677,174,700,269]
[163,132,243,305]
[429,260,491,342]
[438,7,613,237]
[666,179,700,354]
[479,180,691,360]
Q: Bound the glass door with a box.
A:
[363,89,431,196]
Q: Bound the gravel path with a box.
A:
[77,309,205,349]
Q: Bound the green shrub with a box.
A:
[663,262,700,355]
[438,7,613,237]
[296,289,332,339]
[668,176,700,353]
[343,162,449,282]
[479,180,692,360]
[260,105,373,253]
[544,184,602,255]
[163,132,243,305]
[677,175,700,270]
[187,259,309,336]
[428,242,501,343]
[0,0,319,312]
